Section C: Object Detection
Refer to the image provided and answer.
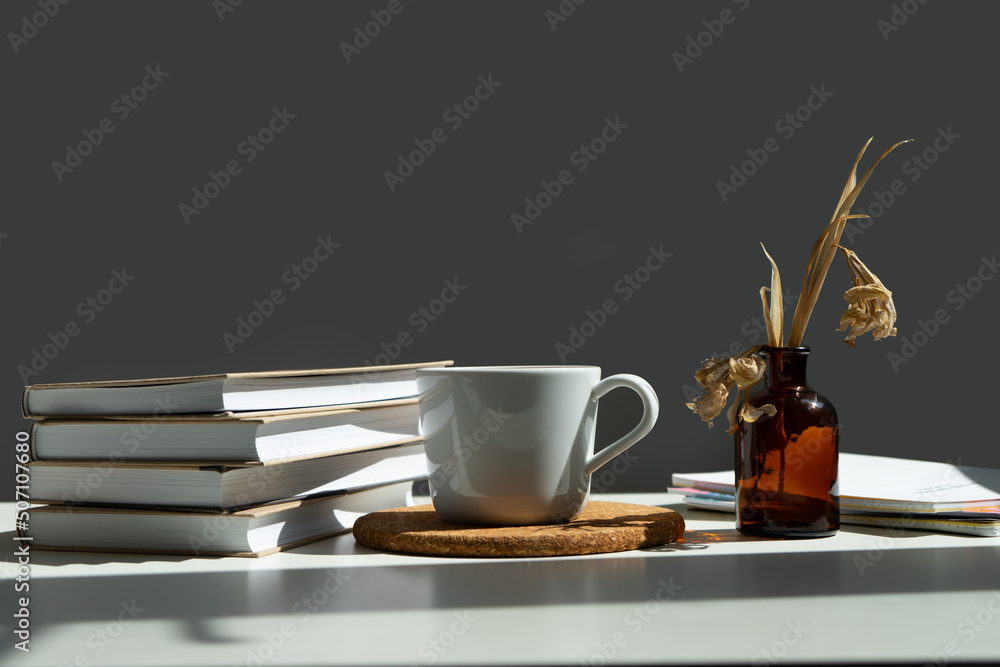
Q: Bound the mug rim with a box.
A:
[416,365,599,373]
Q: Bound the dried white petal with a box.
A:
[728,355,766,390]
[741,402,776,423]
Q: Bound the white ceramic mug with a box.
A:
[415,366,659,526]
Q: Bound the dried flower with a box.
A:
[728,354,772,433]
[686,137,910,433]
[835,245,897,347]
[686,348,770,432]
[788,138,911,346]
[728,355,766,390]
[686,357,735,429]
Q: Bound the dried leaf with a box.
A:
[760,243,783,346]
[835,245,897,347]
[759,287,773,345]
[790,137,874,346]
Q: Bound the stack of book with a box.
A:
[20,361,451,556]
[671,452,1000,536]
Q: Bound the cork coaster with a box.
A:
[352,501,685,558]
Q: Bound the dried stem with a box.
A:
[787,138,912,346]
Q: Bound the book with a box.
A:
[671,452,1000,537]
[21,360,452,417]
[674,493,1000,537]
[836,512,1000,537]
[21,481,414,557]
[28,402,420,463]
[28,442,427,510]
[673,453,1000,513]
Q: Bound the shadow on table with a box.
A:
[3,529,199,567]
[10,490,1000,667]
[646,527,759,551]
[839,524,965,539]
[8,523,1000,665]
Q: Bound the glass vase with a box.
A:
[734,346,839,538]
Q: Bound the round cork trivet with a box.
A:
[352,501,684,558]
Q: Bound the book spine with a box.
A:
[28,422,40,461]
[21,386,34,420]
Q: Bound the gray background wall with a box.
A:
[5,0,998,501]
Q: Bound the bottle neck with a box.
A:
[760,347,809,389]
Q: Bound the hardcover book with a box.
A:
[28,442,427,510]
[22,360,452,417]
[22,482,414,557]
[28,402,421,463]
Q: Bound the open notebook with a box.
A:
[672,453,1000,537]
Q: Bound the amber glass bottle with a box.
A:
[735,347,839,537]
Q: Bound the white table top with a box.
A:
[5,494,1000,666]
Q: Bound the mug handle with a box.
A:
[584,374,660,477]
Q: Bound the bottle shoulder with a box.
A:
[747,386,838,418]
